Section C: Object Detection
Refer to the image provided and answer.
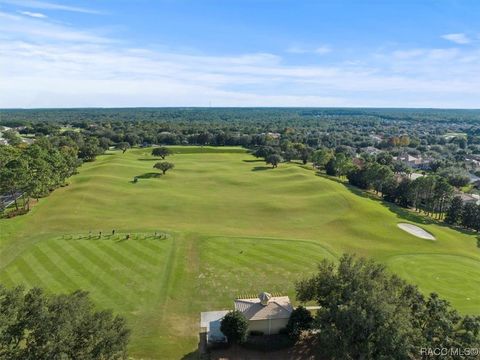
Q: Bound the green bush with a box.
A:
[243,334,294,352]
[220,310,248,344]
[286,306,314,341]
[249,330,264,336]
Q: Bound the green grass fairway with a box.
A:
[1,146,479,359]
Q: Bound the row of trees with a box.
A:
[0,130,110,214]
[0,140,79,213]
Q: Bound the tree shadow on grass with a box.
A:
[242,159,263,163]
[129,172,162,183]
[137,158,160,161]
[181,349,201,360]
[138,172,162,179]
[252,166,272,171]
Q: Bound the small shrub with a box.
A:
[220,311,248,344]
[286,306,314,341]
[5,208,29,218]
[249,330,264,336]
[207,341,229,351]
[243,334,294,351]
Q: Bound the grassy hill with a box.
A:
[0,146,479,359]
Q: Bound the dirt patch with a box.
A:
[397,223,435,240]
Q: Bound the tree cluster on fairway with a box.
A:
[265,154,283,168]
[115,142,130,153]
[153,161,175,175]
[445,196,480,231]
[151,146,172,159]
[0,285,130,360]
[296,255,480,360]
[220,310,248,344]
[325,152,354,178]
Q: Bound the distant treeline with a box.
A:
[2,107,480,124]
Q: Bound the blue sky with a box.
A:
[0,0,479,108]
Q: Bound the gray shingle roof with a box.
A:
[234,295,293,321]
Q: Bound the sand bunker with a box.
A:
[397,223,436,240]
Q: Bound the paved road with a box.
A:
[0,191,23,209]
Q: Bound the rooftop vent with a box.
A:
[258,292,271,306]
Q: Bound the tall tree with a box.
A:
[444,196,463,225]
[0,285,130,360]
[116,142,130,154]
[153,161,175,175]
[266,154,283,168]
[151,147,172,159]
[311,148,333,169]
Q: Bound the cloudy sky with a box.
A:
[0,0,479,108]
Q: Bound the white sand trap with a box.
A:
[397,223,436,240]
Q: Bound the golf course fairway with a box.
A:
[0,146,479,359]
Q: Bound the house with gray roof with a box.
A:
[200,291,293,344]
[234,292,293,335]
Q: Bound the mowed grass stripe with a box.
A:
[113,240,165,267]
[49,241,125,306]
[64,241,146,291]
[202,239,324,272]
[0,268,17,288]
[45,246,108,301]
[249,241,332,266]
[12,256,49,290]
[72,240,144,291]
[133,238,170,254]
[44,241,121,305]
[235,244,316,269]
[30,244,82,292]
[93,242,158,279]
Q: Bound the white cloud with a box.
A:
[0,10,480,108]
[0,11,111,43]
[286,45,331,55]
[19,10,46,18]
[441,33,471,44]
[314,46,331,54]
[0,0,100,14]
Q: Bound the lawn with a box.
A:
[0,146,479,359]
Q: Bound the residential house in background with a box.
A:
[360,146,382,155]
[394,154,431,170]
[456,192,480,205]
